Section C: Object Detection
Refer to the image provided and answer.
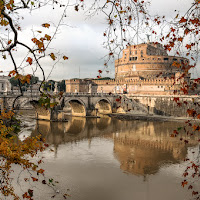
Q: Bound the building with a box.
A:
[0,76,11,94]
[65,42,190,95]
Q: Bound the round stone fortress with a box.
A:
[65,42,191,95]
[115,42,189,80]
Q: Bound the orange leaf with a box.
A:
[197,114,200,119]
[31,177,38,182]
[44,34,51,41]
[181,180,188,187]
[179,17,187,23]
[26,57,33,65]
[63,56,68,60]
[178,37,183,42]
[42,23,50,28]
[37,169,45,174]
[185,44,192,49]
[50,53,56,61]
[8,40,12,44]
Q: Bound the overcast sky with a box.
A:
[0,0,196,81]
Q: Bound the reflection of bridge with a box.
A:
[0,93,147,118]
[31,117,199,176]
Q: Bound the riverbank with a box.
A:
[108,113,192,122]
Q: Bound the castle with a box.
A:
[65,42,190,95]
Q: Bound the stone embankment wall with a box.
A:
[127,95,200,117]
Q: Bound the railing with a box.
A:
[0,91,120,98]
[64,92,119,97]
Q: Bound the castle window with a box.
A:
[141,50,143,54]
[135,50,137,55]
[129,57,137,61]
[164,58,169,60]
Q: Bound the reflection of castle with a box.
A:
[65,42,190,95]
[112,121,191,176]
[31,118,197,176]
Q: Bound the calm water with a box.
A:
[17,112,200,200]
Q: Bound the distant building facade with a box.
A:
[65,42,190,95]
[0,76,11,94]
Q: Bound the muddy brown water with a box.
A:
[15,111,200,200]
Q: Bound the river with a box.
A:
[15,111,200,200]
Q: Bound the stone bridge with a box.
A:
[3,92,198,120]
[0,92,146,119]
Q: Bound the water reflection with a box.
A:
[31,117,198,177]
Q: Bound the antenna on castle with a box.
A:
[146,34,150,43]
[79,66,80,79]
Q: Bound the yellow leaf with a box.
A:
[50,53,56,60]
[45,34,51,41]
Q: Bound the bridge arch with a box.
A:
[20,100,34,109]
[95,98,112,114]
[64,98,87,117]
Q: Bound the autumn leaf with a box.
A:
[31,37,38,43]
[187,109,196,117]
[42,23,50,28]
[185,44,192,49]
[179,17,187,23]
[192,191,198,196]
[28,189,33,197]
[50,53,56,60]
[178,37,183,42]
[63,56,68,60]
[8,70,16,77]
[26,57,33,65]
[181,180,188,187]
[31,177,38,182]
[184,28,190,35]
[197,114,200,119]
[45,34,51,41]
[8,40,12,44]
[173,97,179,102]
[37,169,45,174]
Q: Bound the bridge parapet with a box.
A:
[64,92,118,97]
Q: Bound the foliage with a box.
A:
[10,76,39,88]
[0,109,48,199]
[57,80,66,92]
[0,0,200,199]
[42,80,55,92]
[0,0,69,199]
